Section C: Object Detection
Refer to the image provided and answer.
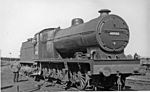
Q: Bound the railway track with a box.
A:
[127,79,150,86]
[126,75,150,90]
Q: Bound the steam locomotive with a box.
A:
[20,9,140,90]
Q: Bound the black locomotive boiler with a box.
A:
[20,9,140,90]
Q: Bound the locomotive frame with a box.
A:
[32,58,140,90]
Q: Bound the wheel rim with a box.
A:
[75,74,86,90]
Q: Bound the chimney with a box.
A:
[98,9,111,17]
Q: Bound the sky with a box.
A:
[0,0,149,58]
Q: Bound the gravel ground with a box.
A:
[126,74,150,91]
[1,65,150,92]
[1,65,79,92]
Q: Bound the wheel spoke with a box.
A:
[76,74,86,90]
